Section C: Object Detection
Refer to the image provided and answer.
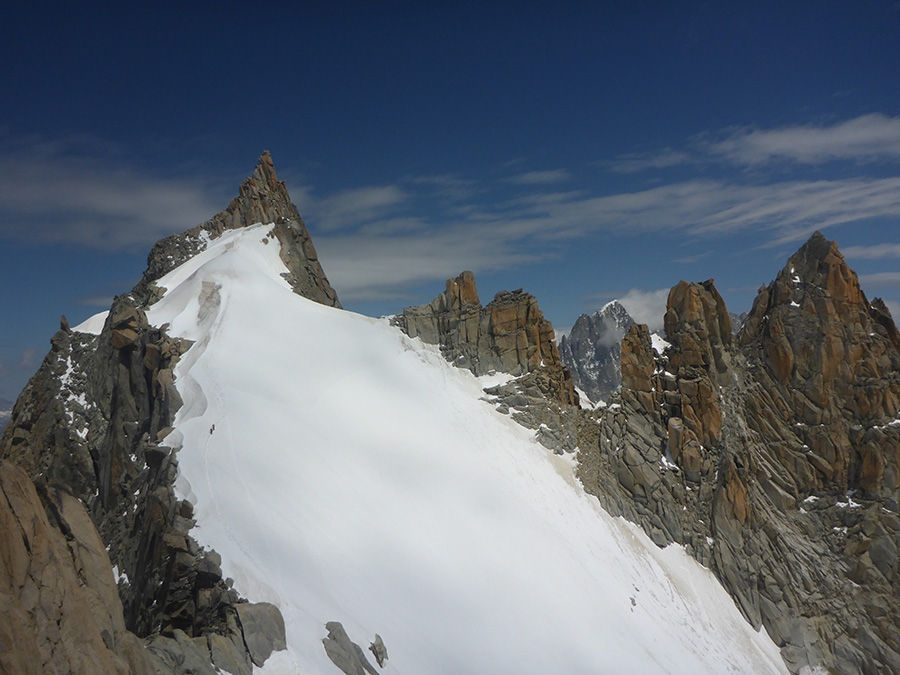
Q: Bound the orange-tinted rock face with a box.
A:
[583,232,900,673]
[397,272,578,406]
[740,231,900,498]
[660,279,731,466]
[621,324,655,393]
[0,461,133,675]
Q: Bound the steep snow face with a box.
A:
[147,224,787,675]
[72,310,109,335]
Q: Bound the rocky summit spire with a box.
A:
[203,150,297,233]
[134,151,341,309]
[579,232,900,673]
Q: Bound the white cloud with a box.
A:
[606,150,694,173]
[0,139,222,251]
[75,295,116,308]
[306,185,408,231]
[6,128,900,311]
[17,347,39,370]
[605,114,900,173]
[615,289,670,332]
[498,178,900,245]
[842,243,900,259]
[316,228,538,304]
[858,272,900,288]
[507,169,572,185]
[314,175,900,304]
[707,114,900,166]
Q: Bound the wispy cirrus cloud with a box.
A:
[316,175,900,303]
[707,114,900,166]
[607,114,900,172]
[0,137,223,251]
[606,149,694,174]
[858,272,900,288]
[843,243,900,259]
[507,169,572,185]
[315,228,538,303]
[305,185,408,232]
[4,127,899,309]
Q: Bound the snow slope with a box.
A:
[147,224,787,674]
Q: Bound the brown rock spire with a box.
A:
[134,151,341,308]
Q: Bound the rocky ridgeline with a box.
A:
[0,154,317,673]
[559,300,636,403]
[394,271,581,453]
[134,150,340,309]
[578,232,900,674]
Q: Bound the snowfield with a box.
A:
[147,224,787,674]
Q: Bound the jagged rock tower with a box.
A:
[579,232,900,674]
[394,271,581,453]
[0,152,331,673]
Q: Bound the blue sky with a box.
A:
[2,1,900,401]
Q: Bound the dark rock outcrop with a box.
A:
[576,232,900,674]
[559,301,636,403]
[0,153,327,672]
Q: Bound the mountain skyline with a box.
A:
[2,2,900,402]
[3,125,899,674]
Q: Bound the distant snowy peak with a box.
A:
[133,151,341,309]
[598,299,634,329]
[560,301,637,403]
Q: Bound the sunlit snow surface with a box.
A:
[73,309,109,335]
[147,225,787,674]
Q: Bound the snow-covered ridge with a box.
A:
[73,309,109,335]
[145,224,786,674]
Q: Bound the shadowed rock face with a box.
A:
[577,232,900,674]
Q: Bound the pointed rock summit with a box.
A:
[578,232,900,673]
[135,151,341,308]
